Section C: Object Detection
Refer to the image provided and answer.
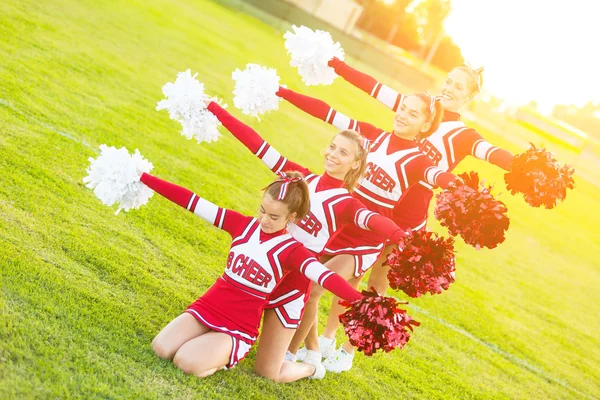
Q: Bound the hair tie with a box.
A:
[267,172,303,200]
[463,63,484,92]
[422,92,438,113]
[360,137,371,152]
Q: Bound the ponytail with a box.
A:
[413,93,444,140]
[454,65,484,97]
[263,171,311,220]
[336,130,369,192]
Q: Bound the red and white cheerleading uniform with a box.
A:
[139,173,362,367]
[276,87,458,275]
[328,58,515,230]
[208,102,406,328]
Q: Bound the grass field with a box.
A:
[1,0,599,399]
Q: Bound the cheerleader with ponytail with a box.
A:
[84,145,373,380]
[204,101,412,380]
[139,171,369,380]
[272,85,460,371]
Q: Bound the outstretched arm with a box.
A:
[328,57,404,112]
[408,157,460,190]
[207,102,313,176]
[341,199,409,242]
[140,173,248,236]
[288,247,363,302]
[467,130,514,170]
[276,87,384,140]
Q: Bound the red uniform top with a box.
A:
[276,87,458,254]
[140,173,362,343]
[328,58,514,229]
[207,102,408,251]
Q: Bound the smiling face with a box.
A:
[392,95,432,139]
[323,134,361,180]
[440,68,476,112]
[258,193,295,234]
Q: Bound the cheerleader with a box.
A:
[310,61,517,371]
[274,87,460,369]
[143,171,364,381]
[326,59,513,232]
[205,102,409,381]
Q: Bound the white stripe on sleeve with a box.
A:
[332,112,353,130]
[262,147,284,170]
[302,260,335,286]
[425,166,444,186]
[376,85,402,110]
[192,197,220,225]
[473,140,496,161]
[354,209,376,230]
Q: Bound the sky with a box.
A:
[442,0,600,113]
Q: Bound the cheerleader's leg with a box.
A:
[152,313,211,360]
[172,331,233,378]
[322,275,361,339]
[287,254,355,355]
[366,244,398,296]
[254,309,316,382]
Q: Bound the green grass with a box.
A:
[1,0,599,399]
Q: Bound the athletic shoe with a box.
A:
[296,347,307,361]
[284,351,297,362]
[304,350,326,380]
[297,336,335,361]
[323,348,354,373]
[318,335,337,359]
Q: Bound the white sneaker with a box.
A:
[297,336,335,361]
[296,347,307,361]
[318,335,337,359]
[323,348,354,373]
[284,351,297,362]
[304,350,326,380]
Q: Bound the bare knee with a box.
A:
[152,336,176,360]
[254,363,281,382]
[173,351,203,376]
[172,350,221,378]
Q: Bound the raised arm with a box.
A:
[140,173,248,236]
[288,247,363,302]
[207,102,312,176]
[328,57,404,112]
[276,87,384,140]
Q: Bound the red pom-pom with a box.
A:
[435,171,510,249]
[338,289,420,356]
[385,231,455,298]
[504,143,575,208]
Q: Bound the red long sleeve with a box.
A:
[139,173,248,235]
[207,102,262,153]
[207,101,312,176]
[140,172,194,209]
[328,57,379,95]
[277,86,383,140]
[340,198,408,241]
[435,171,460,189]
[455,128,514,171]
[288,246,362,302]
[328,57,404,112]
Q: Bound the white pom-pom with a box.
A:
[232,64,281,120]
[284,25,345,86]
[157,69,223,143]
[84,145,154,215]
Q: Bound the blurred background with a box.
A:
[213,0,600,187]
